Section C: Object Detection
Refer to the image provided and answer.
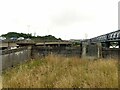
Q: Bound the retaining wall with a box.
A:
[0,46,81,70]
[86,43,98,58]
[82,42,120,59]
[32,46,82,59]
[82,42,99,59]
[102,48,120,59]
[1,47,31,70]
[0,44,120,70]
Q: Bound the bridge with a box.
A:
[86,30,120,48]
[0,41,72,50]
[81,30,120,59]
[89,30,120,42]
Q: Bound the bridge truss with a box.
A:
[87,30,120,48]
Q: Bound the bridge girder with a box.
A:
[89,30,120,43]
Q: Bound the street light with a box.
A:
[27,25,30,38]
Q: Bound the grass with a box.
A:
[2,54,118,88]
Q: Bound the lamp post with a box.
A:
[27,25,30,38]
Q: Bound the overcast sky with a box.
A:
[0,0,119,40]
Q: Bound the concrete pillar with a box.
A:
[27,45,32,59]
[97,43,102,58]
[80,43,82,57]
[58,41,60,47]
[82,42,88,58]
[105,42,110,48]
[7,42,10,49]
[44,41,46,47]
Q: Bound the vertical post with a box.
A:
[0,40,2,89]
[44,40,45,47]
[27,25,30,38]
[8,41,10,50]
[58,40,60,47]
[118,42,120,48]
[118,2,120,88]
[106,42,110,48]
[58,40,60,54]
[82,42,88,58]
[44,40,46,57]
[97,43,102,58]
[80,43,82,57]
[27,45,32,60]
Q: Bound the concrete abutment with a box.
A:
[81,42,102,59]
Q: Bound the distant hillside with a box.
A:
[1,32,32,38]
[1,32,62,41]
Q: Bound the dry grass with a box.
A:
[2,54,118,88]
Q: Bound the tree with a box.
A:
[1,32,62,41]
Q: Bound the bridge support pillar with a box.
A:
[97,43,102,58]
[105,42,110,48]
[82,42,88,58]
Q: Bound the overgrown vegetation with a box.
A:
[2,54,118,88]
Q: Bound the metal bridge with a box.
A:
[84,30,120,48]
[89,30,120,43]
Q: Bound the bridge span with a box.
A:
[83,30,120,48]
[89,30,120,43]
[81,30,120,59]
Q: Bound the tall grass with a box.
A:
[2,54,118,88]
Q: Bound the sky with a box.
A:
[0,0,119,40]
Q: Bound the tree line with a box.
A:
[1,32,62,41]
